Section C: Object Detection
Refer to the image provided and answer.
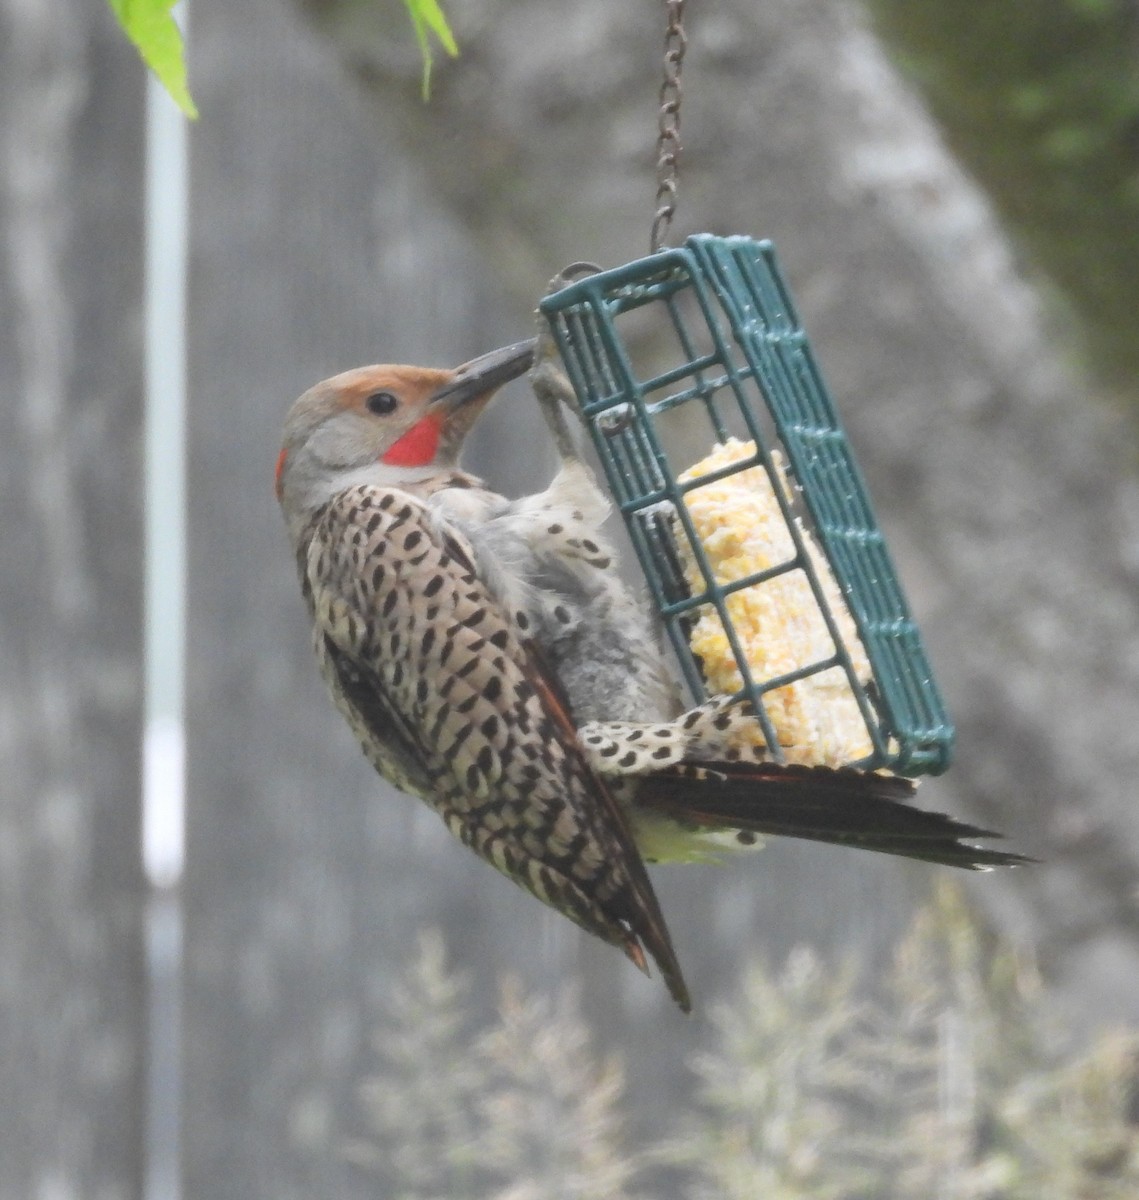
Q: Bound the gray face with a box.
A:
[276,340,536,533]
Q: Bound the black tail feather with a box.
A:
[637,762,1031,870]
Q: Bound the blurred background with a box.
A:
[3,0,1138,1196]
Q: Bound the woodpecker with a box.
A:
[277,336,1025,1012]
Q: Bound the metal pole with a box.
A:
[143,6,191,1195]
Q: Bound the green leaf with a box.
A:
[107,0,198,119]
[403,0,459,100]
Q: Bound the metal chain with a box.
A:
[650,0,687,253]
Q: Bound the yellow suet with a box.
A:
[676,438,873,767]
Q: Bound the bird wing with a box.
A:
[303,484,691,1011]
[318,634,437,801]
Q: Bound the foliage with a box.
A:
[354,886,1139,1197]
[866,0,1139,389]
[671,879,1139,1198]
[344,931,487,1196]
[106,0,457,113]
[106,0,197,118]
[349,931,639,1199]
[663,950,863,1199]
[473,979,640,1200]
[404,0,459,99]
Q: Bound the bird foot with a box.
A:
[530,264,600,464]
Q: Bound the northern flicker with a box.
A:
[276,336,1025,1012]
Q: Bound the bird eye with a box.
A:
[366,391,399,415]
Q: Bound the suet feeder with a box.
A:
[539,234,953,778]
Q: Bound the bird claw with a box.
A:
[546,261,601,293]
[531,267,598,463]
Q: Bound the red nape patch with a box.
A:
[382,413,443,467]
[274,447,288,500]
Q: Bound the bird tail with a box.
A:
[635,762,1030,869]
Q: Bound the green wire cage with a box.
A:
[539,234,953,777]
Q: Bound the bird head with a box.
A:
[276,338,536,528]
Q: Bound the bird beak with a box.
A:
[429,338,537,410]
